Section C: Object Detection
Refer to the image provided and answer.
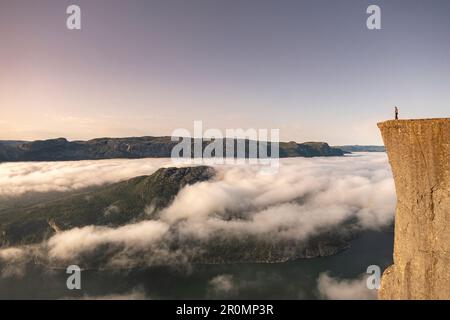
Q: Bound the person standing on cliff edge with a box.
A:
[395,106,399,120]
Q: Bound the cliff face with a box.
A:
[378,119,450,300]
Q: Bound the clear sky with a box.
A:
[1,0,449,144]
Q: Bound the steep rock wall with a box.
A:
[378,119,450,299]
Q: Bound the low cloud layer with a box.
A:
[317,272,378,300]
[160,153,395,240]
[0,158,172,197]
[209,274,235,295]
[47,221,170,261]
[1,153,395,271]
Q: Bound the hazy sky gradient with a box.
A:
[1,0,449,144]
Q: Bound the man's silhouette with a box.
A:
[395,106,399,120]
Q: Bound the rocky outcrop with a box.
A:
[378,119,450,300]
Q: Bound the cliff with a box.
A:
[378,118,450,300]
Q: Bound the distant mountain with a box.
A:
[279,141,344,157]
[0,140,27,146]
[334,145,385,153]
[0,166,353,265]
[0,137,344,162]
[0,142,22,161]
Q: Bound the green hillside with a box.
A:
[0,166,214,246]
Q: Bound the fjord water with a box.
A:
[0,230,393,299]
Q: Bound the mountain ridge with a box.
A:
[334,145,385,153]
[0,136,344,162]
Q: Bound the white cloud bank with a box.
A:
[209,274,235,294]
[317,272,378,300]
[159,153,395,239]
[47,221,170,261]
[0,158,172,197]
[0,153,395,269]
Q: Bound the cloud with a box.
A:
[160,153,395,240]
[0,158,172,197]
[47,220,170,261]
[0,246,43,278]
[0,153,396,269]
[0,247,28,278]
[206,272,285,299]
[316,272,378,300]
[209,274,235,294]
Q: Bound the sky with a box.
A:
[1,0,449,144]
